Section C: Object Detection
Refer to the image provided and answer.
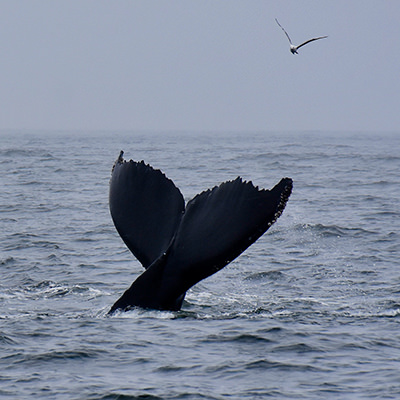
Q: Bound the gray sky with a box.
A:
[1,1,399,133]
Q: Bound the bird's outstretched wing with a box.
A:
[159,177,293,300]
[296,36,328,50]
[275,18,292,44]
[109,152,185,269]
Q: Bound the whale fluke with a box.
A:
[109,152,292,313]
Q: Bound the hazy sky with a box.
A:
[1,1,399,133]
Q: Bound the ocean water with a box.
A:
[1,131,399,399]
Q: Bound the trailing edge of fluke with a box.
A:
[108,151,292,313]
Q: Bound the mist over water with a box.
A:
[1,131,399,399]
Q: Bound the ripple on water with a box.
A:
[1,132,400,399]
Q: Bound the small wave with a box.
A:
[329,306,400,320]
[244,359,323,372]
[0,257,15,266]
[13,349,104,365]
[245,270,285,281]
[6,280,106,302]
[155,364,199,373]
[24,281,74,298]
[0,148,55,159]
[3,233,60,251]
[373,210,399,217]
[87,394,165,400]
[271,343,319,354]
[0,333,16,345]
[299,223,376,238]
[206,358,324,374]
[203,333,273,344]
[362,180,395,187]
[20,180,47,186]
[108,307,176,320]
[0,216,18,222]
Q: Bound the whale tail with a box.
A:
[109,152,292,312]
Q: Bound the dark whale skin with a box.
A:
[109,151,292,313]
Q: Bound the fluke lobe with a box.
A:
[108,151,292,313]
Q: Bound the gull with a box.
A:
[275,18,327,54]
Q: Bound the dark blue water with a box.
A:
[1,131,399,399]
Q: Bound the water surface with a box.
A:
[1,131,399,399]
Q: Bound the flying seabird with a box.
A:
[275,18,327,54]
